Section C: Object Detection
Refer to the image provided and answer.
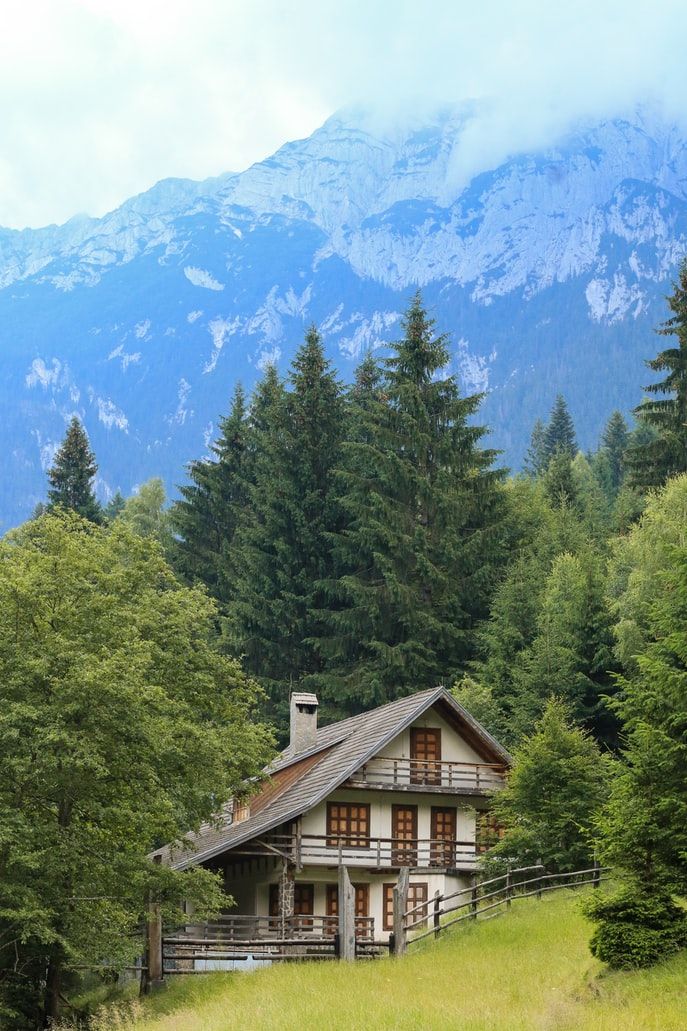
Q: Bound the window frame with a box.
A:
[326,801,371,848]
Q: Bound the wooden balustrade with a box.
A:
[346,756,507,792]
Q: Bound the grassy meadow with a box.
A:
[87,891,687,1031]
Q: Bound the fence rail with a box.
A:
[391,863,608,954]
[346,756,507,792]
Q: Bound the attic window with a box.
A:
[233,801,250,824]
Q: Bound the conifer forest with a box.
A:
[2,261,687,1027]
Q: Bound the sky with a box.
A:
[1,0,687,230]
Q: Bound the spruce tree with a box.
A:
[542,394,577,463]
[103,490,126,523]
[46,417,101,523]
[627,259,687,487]
[315,293,504,715]
[170,383,249,597]
[600,410,629,495]
[523,418,547,477]
[228,333,344,721]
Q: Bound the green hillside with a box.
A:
[90,891,687,1031]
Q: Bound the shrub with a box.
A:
[586,883,687,969]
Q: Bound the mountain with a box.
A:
[2,103,687,528]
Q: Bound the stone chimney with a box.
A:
[290,692,319,754]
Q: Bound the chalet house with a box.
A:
[154,687,511,946]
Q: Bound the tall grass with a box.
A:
[88,891,687,1031]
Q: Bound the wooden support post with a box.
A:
[470,876,478,920]
[392,867,410,957]
[536,859,543,900]
[505,865,512,909]
[593,859,601,888]
[433,890,441,939]
[338,865,356,962]
[145,903,164,991]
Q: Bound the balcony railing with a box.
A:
[178,913,375,941]
[249,832,480,869]
[345,757,507,793]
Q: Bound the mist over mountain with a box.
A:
[2,103,686,528]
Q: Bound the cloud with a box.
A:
[1,0,686,228]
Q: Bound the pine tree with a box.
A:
[46,417,101,523]
[627,259,687,488]
[228,332,345,721]
[170,384,249,597]
[489,698,613,872]
[103,490,126,523]
[542,394,577,463]
[543,450,578,509]
[315,293,504,715]
[599,541,687,893]
[510,551,618,745]
[523,418,547,477]
[600,410,629,495]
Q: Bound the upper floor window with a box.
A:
[326,802,370,847]
[410,727,442,785]
[476,811,505,854]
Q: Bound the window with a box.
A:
[383,881,428,931]
[325,883,370,936]
[476,811,505,854]
[326,802,370,848]
[410,727,442,785]
[268,882,314,930]
[391,804,418,865]
[430,806,457,867]
[268,883,280,917]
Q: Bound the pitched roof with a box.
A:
[154,686,511,871]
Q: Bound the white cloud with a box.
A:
[184,267,224,291]
[1,1,687,228]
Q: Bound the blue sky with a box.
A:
[2,0,686,229]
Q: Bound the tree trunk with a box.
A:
[43,951,62,1027]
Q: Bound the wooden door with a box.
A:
[430,806,456,867]
[392,804,418,865]
[410,727,442,785]
[293,883,314,931]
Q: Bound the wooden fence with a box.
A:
[390,863,608,955]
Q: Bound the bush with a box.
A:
[586,884,687,969]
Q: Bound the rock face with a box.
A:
[2,104,687,527]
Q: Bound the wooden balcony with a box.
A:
[235,832,481,870]
[178,913,375,942]
[345,756,507,794]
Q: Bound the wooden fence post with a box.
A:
[392,867,410,956]
[536,859,543,901]
[433,890,441,939]
[592,859,601,888]
[145,902,163,991]
[338,865,356,962]
[505,865,512,909]
[470,876,478,920]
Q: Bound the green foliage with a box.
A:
[170,383,250,597]
[523,418,547,477]
[47,417,102,523]
[103,491,126,523]
[599,410,629,497]
[228,331,345,722]
[313,293,505,715]
[607,473,687,672]
[117,478,172,548]
[627,259,687,488]
[586,885,687,970]
[542,394,577,464]
[488,698,613,872]
[0,512,272,1026]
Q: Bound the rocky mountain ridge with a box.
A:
[1,104,686,527]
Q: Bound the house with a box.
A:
[154,686,511,948]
